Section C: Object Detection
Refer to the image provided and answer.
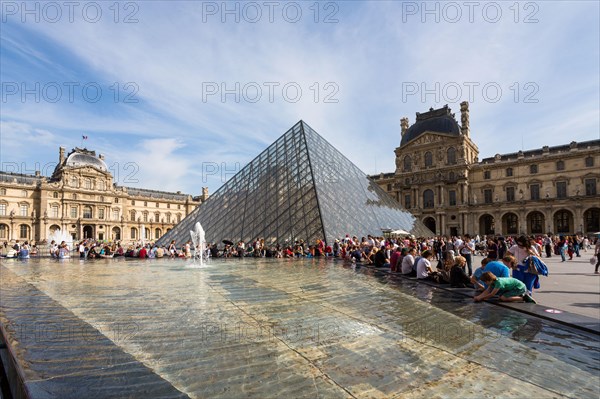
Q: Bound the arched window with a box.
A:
[424,151,433,167]
[155,228,162,239]
[423,189,434,208]
[555,210,571,233]
[505,213,518,235]
[53,191,59,198]
[447,147,457,165]
[83,206,92,219]
[403,155,412,172]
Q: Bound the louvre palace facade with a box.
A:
[0,147,208,243]
[370,102,600,237]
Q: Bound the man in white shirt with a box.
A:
[401,247,417,276]
[416,250,435,279]
[458,235,475,276]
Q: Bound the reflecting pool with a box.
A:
[1,257,599,398]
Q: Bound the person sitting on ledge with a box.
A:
[374,244,390,267]
[474,272,536,303]
[416,250,436,280]
[450,255,472,288]
[401,247,417,276]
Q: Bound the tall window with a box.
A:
[112,210,119,221]
[71,207,78,218]
[131,200,136,205]
[447,147,457,165]
[143,212,148,222]
[506,214,518,235]
[155,212,160,222]
[403,155,412,172]
[167,203,171,209]
[130,210,136,221]
[20,204,28,217]
[449,190,457,206]
[166,213,171,223]
[530,184,540,200]
[155,228,162,239]
[131,228,137,239]
[71,177,79,187]
[530,164,538,174]
[484,171,491,180]
[21,190,27,197]
[404,194,411,209]
[556,211,570,233]
[556,161,565,171]
[177,214,181,223]
[53,192,59,198]
[585,156,594,167]
[484,189,493,204]
[506,187,515,202]
[423,190,434,209]
[98,180,105,190]
[387,183,392,191]
[0,188,5,195]
[51,205,59,218]
[98,208,105,219]
[19,224,29,239]
[424,151,433,167]
[0,204,5,216]
[0,224,7,239]
[506,168,513,177]
[83,206,92,219]
[144,201,148,206]
[585,178,597,196]
[556,181,567,199]
[84,179,92,189]
[530,212,544,234]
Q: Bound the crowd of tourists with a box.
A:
[3,233,600,303]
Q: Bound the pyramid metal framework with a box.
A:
[157,121,432,246]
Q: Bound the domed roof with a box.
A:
[65,150,107,171]
[400,105,460,147]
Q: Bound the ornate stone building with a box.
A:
[371,102,600,237]
[0,147,208,243]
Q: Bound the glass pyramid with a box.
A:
[158,121,432,247]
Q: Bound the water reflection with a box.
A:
[2,258,599,399]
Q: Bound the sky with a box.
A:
[1,1,599,196]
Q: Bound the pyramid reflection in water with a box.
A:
[158,121,432,246]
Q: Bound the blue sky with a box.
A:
[1,1,599,196]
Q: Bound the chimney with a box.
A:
[202,187,209,201]
[400,117,409,137]
[59,146,65,164]
[460,101,470,137]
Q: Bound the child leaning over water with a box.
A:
[474,272,536,304]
